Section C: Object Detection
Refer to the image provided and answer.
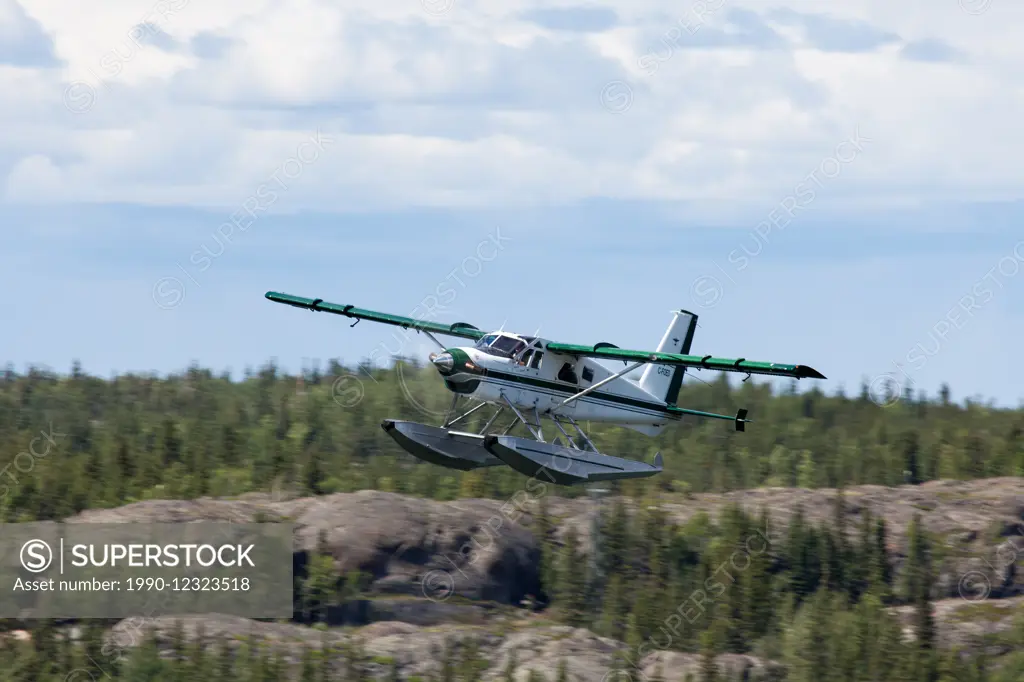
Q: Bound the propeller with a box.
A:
[397,322,478,421]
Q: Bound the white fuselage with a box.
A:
[435,333,679,436]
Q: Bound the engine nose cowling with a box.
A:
[429,352,454,373]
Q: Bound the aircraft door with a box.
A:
[511,345,550,413]
[550,360,580,417]
[499,345,530,409]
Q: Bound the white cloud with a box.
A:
[3,0,1023,212]
[0,0,58,66]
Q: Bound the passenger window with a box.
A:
[558,362,579,384]
[530,351,543,369]
[520,349,533,366]
[582,366,594,383]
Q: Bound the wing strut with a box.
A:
[422,330,446,351]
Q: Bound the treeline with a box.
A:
[1,360,1022,519]
[0,617,538,682]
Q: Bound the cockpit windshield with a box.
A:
[475,333,526,358]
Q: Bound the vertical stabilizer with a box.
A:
[638,310,697,405]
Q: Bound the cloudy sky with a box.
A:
[3,0,1022,407]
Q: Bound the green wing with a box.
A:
[543,341,826,380]
[265,292,487,341]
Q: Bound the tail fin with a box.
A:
[638,310,697,405]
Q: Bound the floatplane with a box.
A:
[266,291,825,485]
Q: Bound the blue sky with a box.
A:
[3,0,1023,407]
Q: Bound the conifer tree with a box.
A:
[252,637,274,682]
[215,636,235,681]
[125,628,166,682]
[851,508,873,601]
[556,526,588,626]
[600,498,630,581]
[699,630,718,682]
[786,505,808,599]
[742,510,774,641]
[458,637,486,682]
[438,636,455,682]
[503,649,519,682]
[782,589,831,682]
[168,618,187,679]
[24,619,58,681]
[598,573,626,639]
[872,518,893,603]
[906,514,937,682]
[831,487,848,594]
[188,621,207,679]
[536,495,558,605]
[556,658,569,682]
[57,626,74,676]
[299,643,317,682]
[903,430,922,485]
[318,631,333,682]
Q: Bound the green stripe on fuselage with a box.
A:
[449,363,678,417]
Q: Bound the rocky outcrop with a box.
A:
[66,477,1024,606]
[890,595,1024,655]
[68,490,542,605]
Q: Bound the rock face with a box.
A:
[889,595,1024,655]
[640,651,786,681]
[66,477,1024,605]
[68,490,542,605]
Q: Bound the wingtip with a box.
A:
[796,365,827,380]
